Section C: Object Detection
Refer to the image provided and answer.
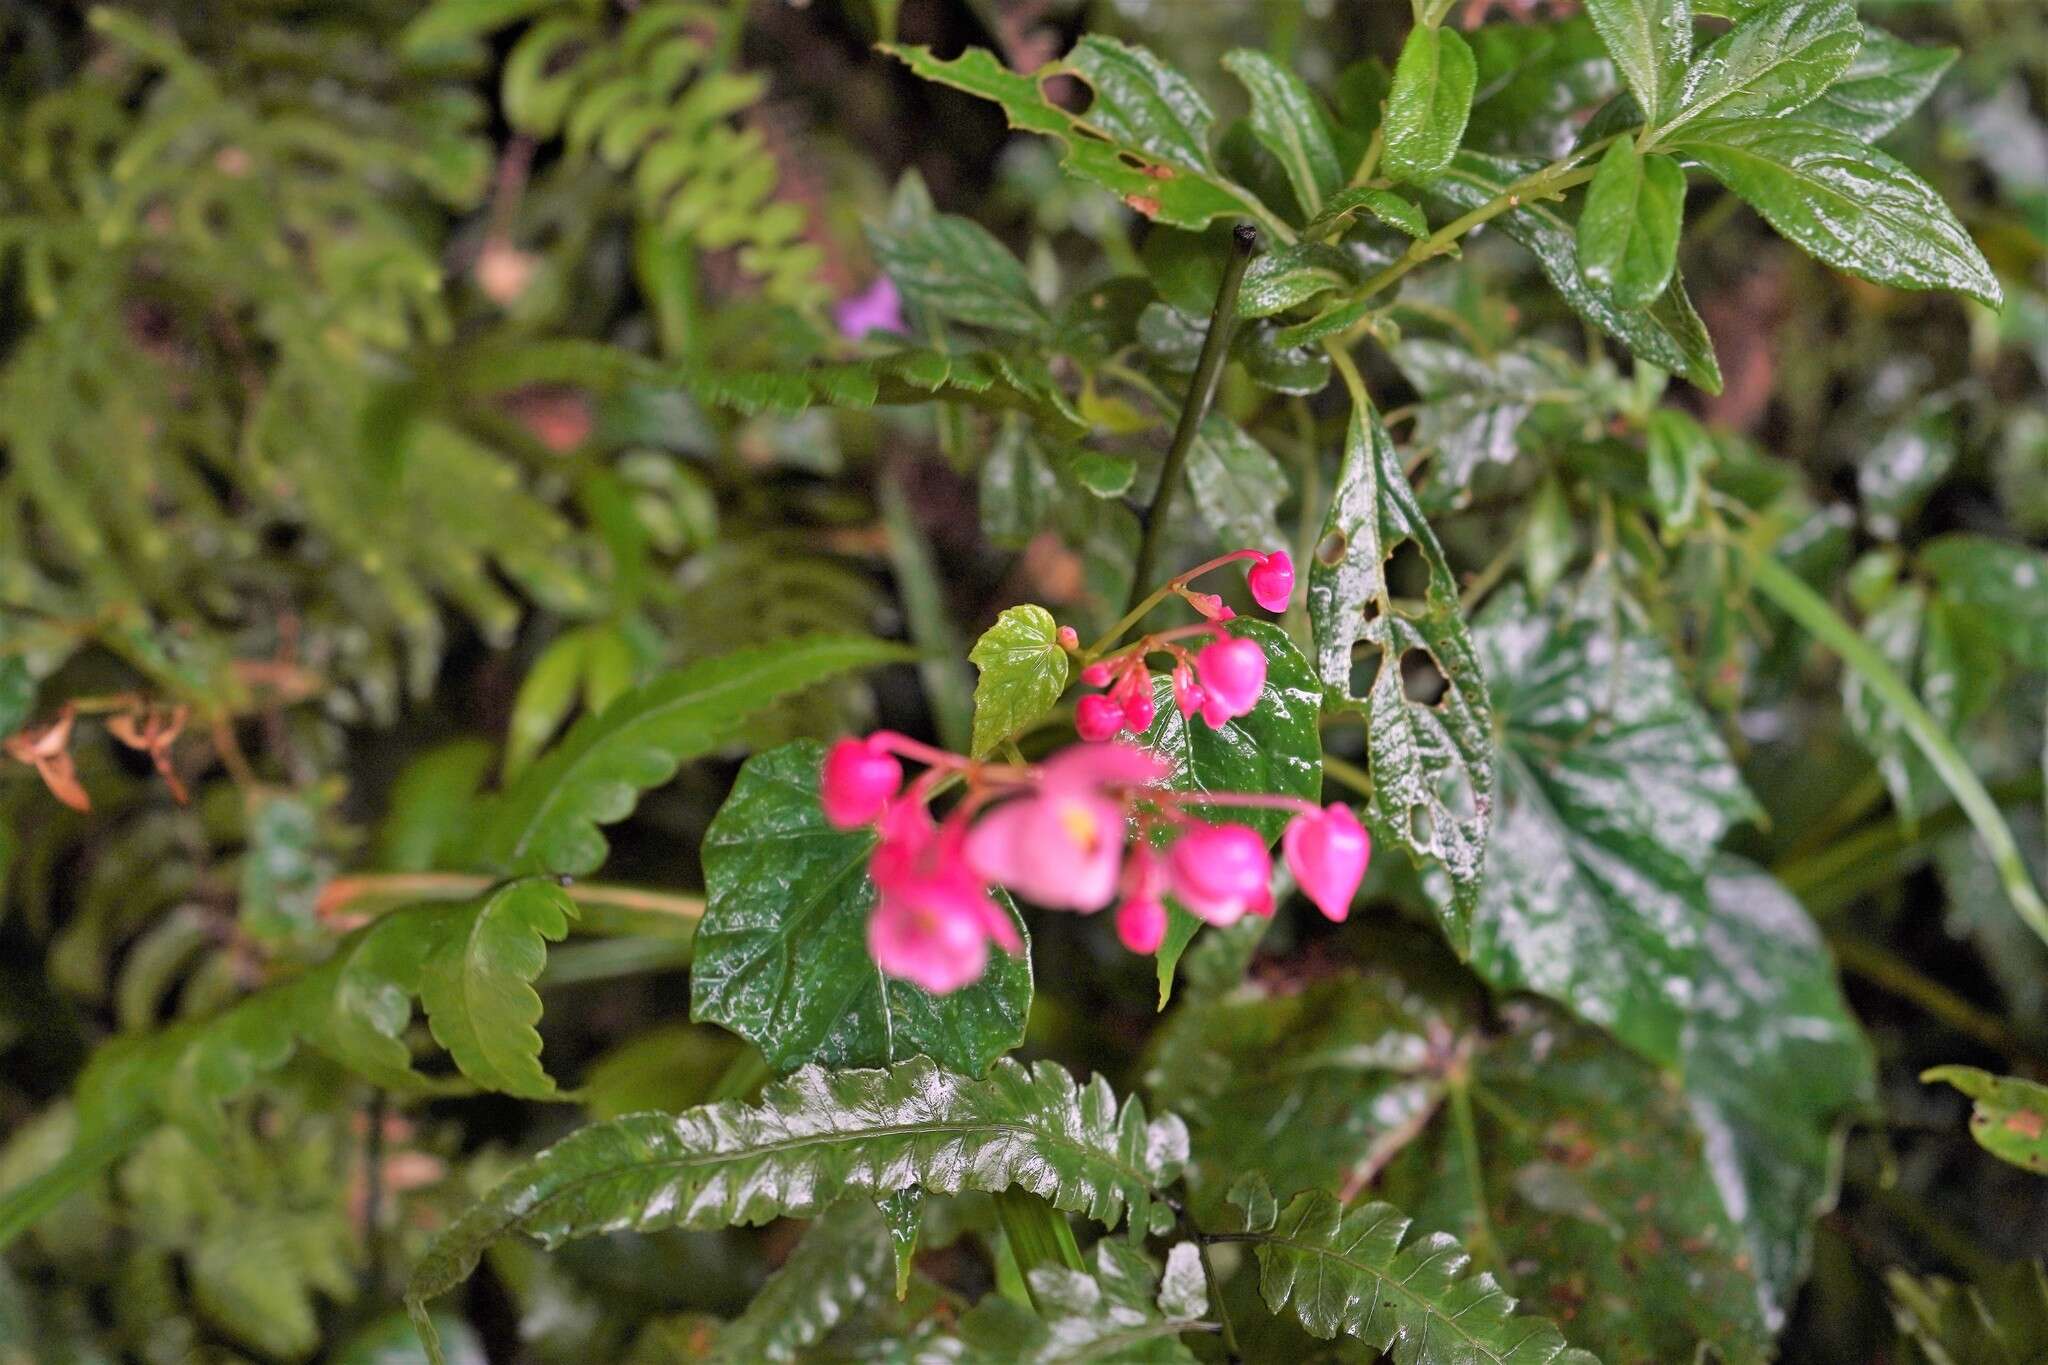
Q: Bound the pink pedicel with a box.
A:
[1167,822,1273,926]
[1075,692,1125,742]
[1193,634,1266,723]
[1283,802,1371,922]
[833,276,905,340]
[820,736,902,829]
[1247,550,1294,612]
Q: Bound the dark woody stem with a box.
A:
[1126,223,1259,613]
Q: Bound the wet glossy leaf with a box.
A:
[1656,0,1860,138]
[1229,1177,1598,1360]
[1804,25,1955,141]
[1674,118,2002,309]
[1304,186,1426,242]
[1576,138,1685,308]
[932,1239,1207,1362]
[1583,0,1693,123]
[1923,1066,2048,1177]
[883,39,1279,231]
[1225,49,1342,219]
[1393,338,1580,491]
[1384,25,1477,185]
[406,1056,1190,1307]
[1466,17,1624,159]
[689,741,1031,1076]
[1185,417,1288,552]
[1424,152,1723,392]
[969,605,1072,758]
[869,213,1050,337]
[465,635,910,878]
[1308,403,1495,948]
[1920,534,2048,669]
[1236,244,1357,319]
[418,878,577,1099]
[1462,584,1760,1065]
[711,1201,894,1363]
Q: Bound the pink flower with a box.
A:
[1167,822,1272,925]
[1075,693,1124,742]
[821,736,902,828]
[1247,551,1294,612]
[1120,687,1155,733]
[962,743,1164,912]
[1171,664,1204,720]
[834,277,905,340]
[1283,803,1371,922]
[868,804,1018,992]
[1193,635,1266,724]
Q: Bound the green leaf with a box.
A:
[465,634,909,878]
[1673,118,2002,309]
[1304,186,1428,241]
[1804,25,1956,141]
[1229,1179,1597,1360]
[1656,0,1860,138]
[1225,49,1343,218]
[397,0,558,57]
[337,1309,486,1365]
[1576,138,1685,308]
[418,878,577,1100]
[710,1201,895,1363]
[1466,16,1625,159]
[1307,403,1495,949]
[1888,1262,2048,1365]
[375,739,497,873]
[1461,583,1759,1065]
[969,605,1072,758]
[1186,417,1288,552]
[239,791,329,950]
[933,1239,1207,1362]
[1920,534,2048,669]
[1383,25,1478,185]
[1646,406,1712,531]
[689,741,1031,1076]
[1423,152,1723,393]
[1054,444,1139,498]
[1923,1066,2048,1177]
[1686,857,1875,1325]
[882,39,1283,232]
[504,629,596,784]
[869,213,1049,337]
[1236,244,1357,319]
[1583,0,1693,123]
[1391,338,1580,491]
[405,1055,1189,1307]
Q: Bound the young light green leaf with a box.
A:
[1923,1066,2048,1177]
[405,1056,1190,1308]
[418,878,576,1100]
[464,634,910,878]
[1424,152,1723,392]
[1224,49,1343,218]
[869,213,1050,337]
[1383,25,1478,184]
[503,629,595,784]
[1584,0,1693,123]
[1657,0,1860,137]
[882,40,1284,232]
[689,742,1031,1076]
[1805,25,1956,141]
[1577,137,1686,308]
[1230,1179,1598,1361]
[969,605,1072,758]
[1674,118,2001,309]
[1307,404,1495,948]
[1304,186,1429,242]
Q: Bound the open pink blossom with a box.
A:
[868,875,994,992]
[834,276,905,339]
[963,743,1164,911]
[1247,550,1294,612]
[1167,822,1272,925]
[1193,635,1265,723]
[1283,802,1371,922]
[821,736,902,828]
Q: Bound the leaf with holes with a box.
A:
[969,605,1072,758]
[1923,1066,2048,1177]
[882,40,1281,231]
[1457,583,1760,1066]
[1307,403,1494,951]
[689,741,1031,1076]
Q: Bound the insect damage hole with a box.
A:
[1400,648,1449,707]
[1315,527,1347,566]
[1349,641,1385,700]
[1385,537,1430,602]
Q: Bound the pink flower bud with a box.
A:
[1167,822,1272,926]
[1247,550,1294,612]
[1080,662,1113,688]
[821,736,902,828]
[1075,693,1125,742]
[1057,625,1080,650]
[1194,635,1266,720]
[1121,687,1156,733]
[1185,591,1227,620]
[1283,803,1371,922]
[1171,665,1203,720]
[1115,895,1168,953]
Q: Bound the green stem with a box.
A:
[1126,224,1259,611]
[1322,752,1373,801]
[1446,1075,1498,1276]
[993,1188,1086,1311]
[0,1116,150,1252]
[1739,543,2048,947]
